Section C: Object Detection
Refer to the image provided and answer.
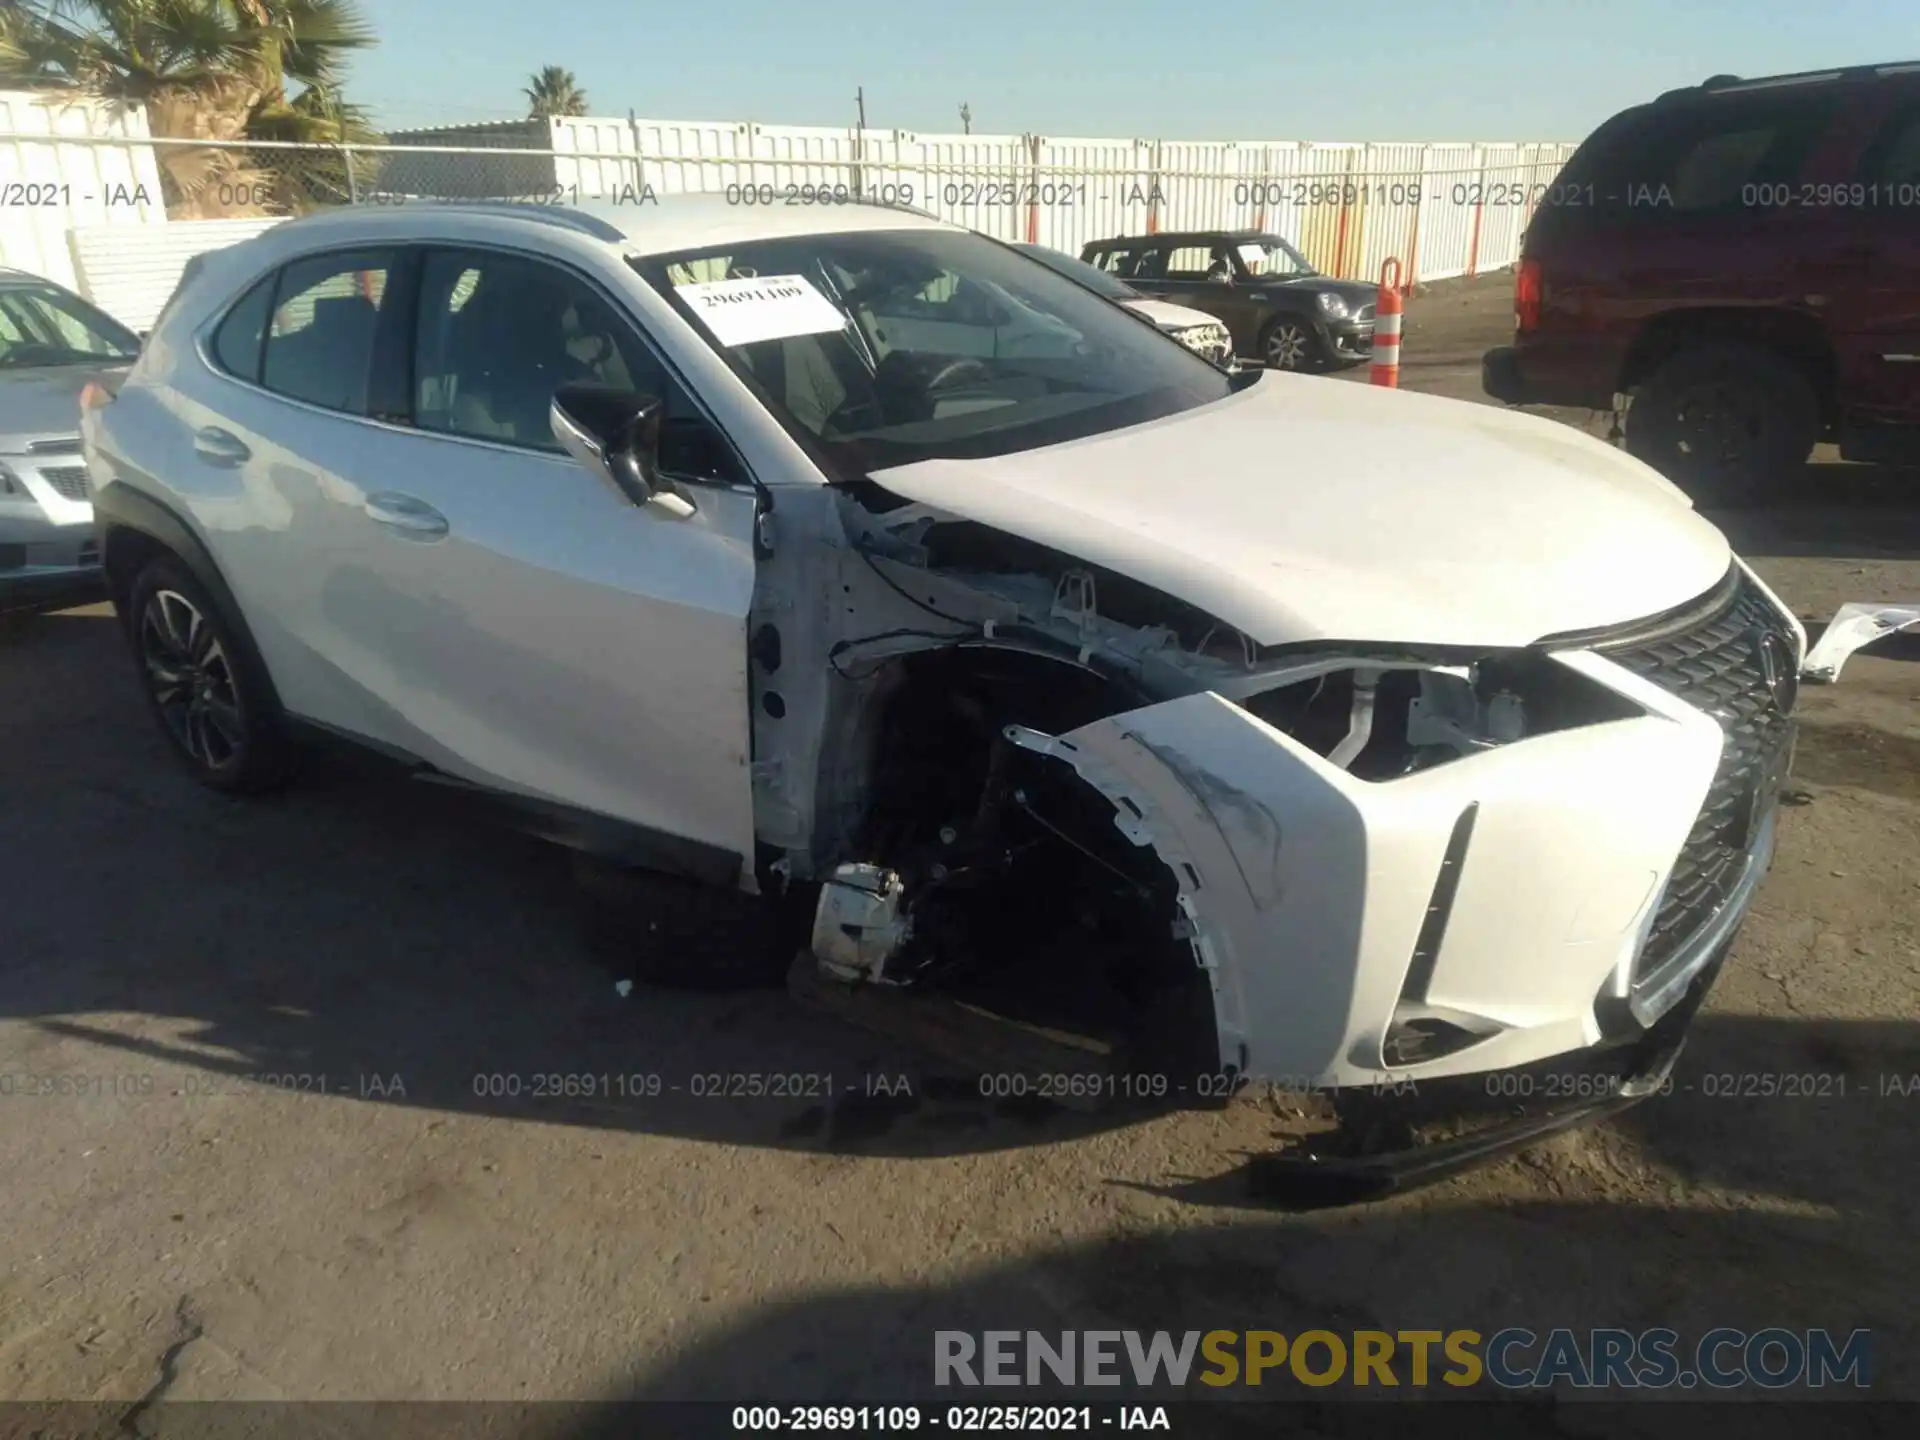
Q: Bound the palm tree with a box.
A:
[0,0,377,216]
[523,65,587,119]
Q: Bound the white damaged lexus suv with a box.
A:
[82,196,1852,1200]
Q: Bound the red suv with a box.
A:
[1483,61,1920,498]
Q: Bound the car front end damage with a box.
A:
[748,473,1806,1201]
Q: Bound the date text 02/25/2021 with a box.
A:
[730,1405,1170,1432]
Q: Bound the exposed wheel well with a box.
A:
[100,524,169,615]
[855,646,1141,853]
[1619,308,1836,431]
[98,519,287,719]
[844,645,1222,1083]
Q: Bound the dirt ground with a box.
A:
[2,270,1917,1418]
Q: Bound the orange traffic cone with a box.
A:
[1371,258,1403,388]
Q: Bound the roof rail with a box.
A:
[1685,60,1920,96]
[402,199,630,243]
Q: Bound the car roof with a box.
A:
[1653,58,1920,104]
[252,193,961,258]
[1082,229,1271,248]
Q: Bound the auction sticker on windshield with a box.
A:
[675,273,849,347]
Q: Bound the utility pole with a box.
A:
[959,102,972,135]
[852,86,867,199]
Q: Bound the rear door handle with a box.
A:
[364,491,449,540]
[193,426,250,466]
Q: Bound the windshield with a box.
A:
[630,227,1236,474]
[1011,244,1143,302]
[0,283,140,369]
[1234,237,1318,279]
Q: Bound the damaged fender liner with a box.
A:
[1003,711,1266,1080]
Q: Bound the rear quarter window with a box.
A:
[1531,92,1839,233]
[211,277,274,383]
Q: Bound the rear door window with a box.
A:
[1162,246,1216,278]
[260,250,397,414]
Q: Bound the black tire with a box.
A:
[1623,344,1819,502]
[1261,315,1323,372]
[126,555,291,794]
[573,855,813,991]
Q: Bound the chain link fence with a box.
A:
[1,128,1577,322]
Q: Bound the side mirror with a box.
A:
[1207,271,1234,287]
[550,383,694,518]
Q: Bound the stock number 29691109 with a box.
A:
[725,182,917,207]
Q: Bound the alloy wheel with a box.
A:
[139,589,244,769]
[1265,322,1311,370]
[1670,382,1764,471]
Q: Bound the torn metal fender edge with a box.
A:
[1002,722,1252,1078]
[1800,602,1920,684]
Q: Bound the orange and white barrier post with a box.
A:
[1371,257,1403,388]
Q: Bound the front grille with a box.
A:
[1356,303,1377,322]
[1596,570,1796,980]
[39,465,91,501]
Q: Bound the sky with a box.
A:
[353,0,1908,143]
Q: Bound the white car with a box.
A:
[1012,242,1234,367]
[82,196,1850,1197]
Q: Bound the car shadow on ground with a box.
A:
[0,608,1196,1160]
[524,1006,1918,1412]
[1704,461,1920,564]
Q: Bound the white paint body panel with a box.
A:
[86,204,774,869]
[1028,654,1731,1087]
[1124,297,1220,332]
[872,375,1726,648]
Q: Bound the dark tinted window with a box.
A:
[211,277,273,382]
[1163,245,1223,279]
[1668,125,1784,209]
[414,249,739,480]
[1861,106,1920,188]
[1551,94,1838,221]
[261,250,395,413]
[1089,246,1150,278]
[1129,246,1172,280]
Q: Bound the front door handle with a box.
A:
[363,491,449,540]
[193,426,250,467]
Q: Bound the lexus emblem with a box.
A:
[1753,628,1799,715]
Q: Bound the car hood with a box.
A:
[1124,297,1222,331]
[866,375,1731,649]
[0,363,133,451]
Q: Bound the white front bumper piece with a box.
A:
[1006,562,1800,1091]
